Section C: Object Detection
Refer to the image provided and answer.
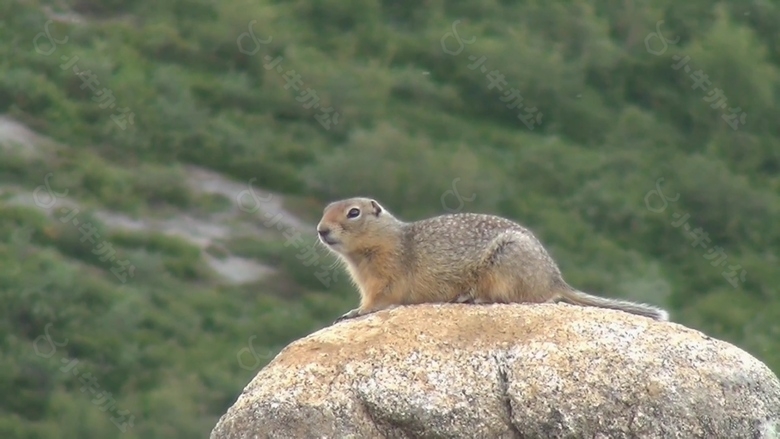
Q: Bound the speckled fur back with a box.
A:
[402,213,550,277]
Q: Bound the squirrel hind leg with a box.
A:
[543,294,565,304]
[475,231,555,304]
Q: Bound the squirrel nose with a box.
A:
[318,228,330,238]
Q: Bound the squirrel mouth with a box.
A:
[319,236,339,246]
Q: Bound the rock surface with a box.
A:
[211,303,780,439]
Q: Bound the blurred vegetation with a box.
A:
[1,0,779,437]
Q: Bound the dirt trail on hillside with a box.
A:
[0,115,303,285]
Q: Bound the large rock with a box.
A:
[211,303,780,439]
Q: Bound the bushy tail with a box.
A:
[558,288,669,321]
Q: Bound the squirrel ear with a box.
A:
[370,200,382,216]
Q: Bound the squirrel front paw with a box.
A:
[451,293,474,304]
[334,308,362,324]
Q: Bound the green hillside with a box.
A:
[1,0,778,437]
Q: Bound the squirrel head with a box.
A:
[316,197,398,255]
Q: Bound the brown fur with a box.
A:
[316,197,669,322]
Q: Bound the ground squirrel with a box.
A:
[316,197,669,323]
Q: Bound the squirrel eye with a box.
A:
[347,208,360,219]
